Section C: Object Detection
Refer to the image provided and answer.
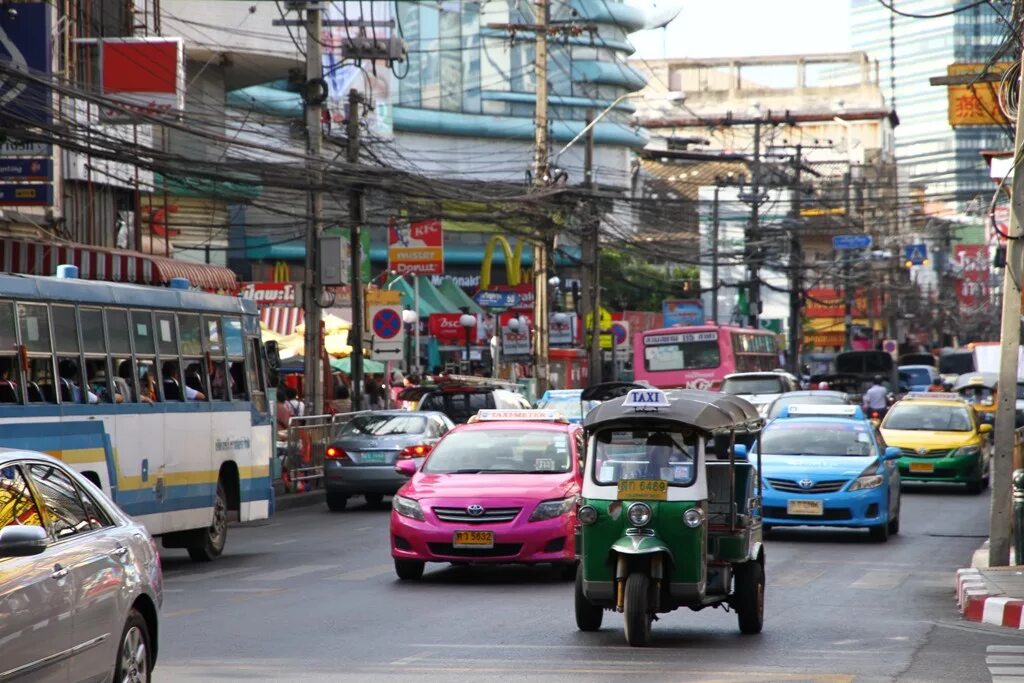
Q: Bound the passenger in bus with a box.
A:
[115,360,152,404]
[0,363,17,403]
[163,361,207,401]
[209,360,228,400]
[229,362,246,400]
[58,359,98,404]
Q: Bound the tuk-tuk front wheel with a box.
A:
[734,560,764,635]
[623,573,653,647]
[574,565,603,632]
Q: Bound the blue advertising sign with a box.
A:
[0,3,52,126]
[663,299,705,327]
[0,184,52,206]
[832,234,873,250]
[0,158,51,182]
[474,289,521,309]
[904,243,928,265]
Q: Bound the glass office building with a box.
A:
[850,0,1010,211]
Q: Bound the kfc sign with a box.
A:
[389,218,445,275]
[239,282,297,307]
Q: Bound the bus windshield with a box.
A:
[634,326,779,390]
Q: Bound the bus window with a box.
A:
[19,304,55,403]
[156,313,178,358]
[131,311,155,356]
[223,317,244,358]
[19,304,51,353]
[114,357,140,403]
[138,360,158,403]
[209,360,229,400]
[224,317,245,400]
[204,316,227,400]
[0,303,19,403]
[85,358,115,403]
[52,306,79,354]
[179,314,202,356]
[80,308,113,403]
[246,338,267,412]
[204,317,223,356]
[106,309,132,355]
[80,308,104,354]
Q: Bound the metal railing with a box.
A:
[282,412,368,492]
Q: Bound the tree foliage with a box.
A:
[599,250,700,311]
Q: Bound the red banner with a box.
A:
[429,313,470,345]
[954,244,990,309]
[805,287,880,318]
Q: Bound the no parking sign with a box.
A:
[368,305,404,360]
[611,321,630,348]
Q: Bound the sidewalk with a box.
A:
[955,541,1024,629]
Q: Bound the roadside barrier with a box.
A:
[281,412,368,492]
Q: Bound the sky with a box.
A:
[630,1,853,61]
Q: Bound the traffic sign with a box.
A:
[611,321,630,348]
[0,4,52,126]
[0,184,52,207]
[904,244,928,266]
[0,159,52,182]
[372,308,402,340]
[833,234,873,250]
[474,289,521,309]
[882,338,898,358]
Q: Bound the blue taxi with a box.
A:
[752,404,902,542]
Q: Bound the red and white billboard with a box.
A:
[954,244,991,309]
[100,38,184,120]
[389,218,444,275]
[429,313,470,345]
[239,282,297,307]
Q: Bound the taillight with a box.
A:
[325,446,349,460]
[399,444,432,459]
[871,411,879,419]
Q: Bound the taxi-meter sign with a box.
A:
[617,479,668,501]
[622,389,671,410]
[372,308,402,340]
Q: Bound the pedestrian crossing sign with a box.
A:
[903,244,928,267]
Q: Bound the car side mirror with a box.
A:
[0,525,48,557]
[733,443,749,460]
[980,423,994,434]
[394,459,418,477]
[883,446,902,461]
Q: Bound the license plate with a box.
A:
[909,462,934,473]
[453,530,494,548]
[787,499,824,516]
[360,451,388,464]
[617,479,668,501]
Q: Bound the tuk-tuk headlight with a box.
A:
[683,507,704,528]
[954,445,981,457]
[578,505,598,525]
[627,502,652,527]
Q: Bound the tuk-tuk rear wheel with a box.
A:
[734,560,764,635]
[623,573,652,646]
[574,565,603,632]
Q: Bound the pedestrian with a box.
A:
[329,381,352,414]
[275,389,293,438]
[862,375,889,418]
[286,387,304,416]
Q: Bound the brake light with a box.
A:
[399,444,432,459]
[871,411,879,419]
[325,446,349,460]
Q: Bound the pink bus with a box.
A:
[633,324,781,390]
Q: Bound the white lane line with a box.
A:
[334,564,394,581]
[850,571,906,590]
[354,526,373,532]
[992,646,1024,653]
[989,668,1024,675]
[772,567,827,588]
[243,564,335,581]
[271,539,297,546]
[991,677,1024,683]
[163,567,252,584]
[162,588,185,594]
[210,588,281,593]
[989,656,1024,664]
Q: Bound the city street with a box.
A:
[155,484,1016,682]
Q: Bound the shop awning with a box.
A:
[260,307,304,335]
[0,237,238,292]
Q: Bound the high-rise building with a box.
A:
[850,0,1011,211]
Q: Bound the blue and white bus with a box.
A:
[0,272,274,560]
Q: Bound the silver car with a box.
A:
[0,450,162,683]
[324,411,454,511]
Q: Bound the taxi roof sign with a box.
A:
[780,404,865,420]
[622,388,671,411]
[903,392,963,401]
[473,409,568,423]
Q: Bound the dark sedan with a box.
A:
[324,411,454,511]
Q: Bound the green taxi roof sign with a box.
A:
[622,388,671,410]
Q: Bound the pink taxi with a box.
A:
[390,409,583,580]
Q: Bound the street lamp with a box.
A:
[459,309,477,371]
[402,308,418,374]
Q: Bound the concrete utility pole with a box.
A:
[583,111,602,385]
[746,120,762,330]
[711,184,720,325]
[788,145,803,374]
[347,88,365,411]
[531,0,551,396]
[990,0,1024,566]
[301,4,324,416]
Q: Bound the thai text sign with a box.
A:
[389,218,444,275]
[954,245,990,309]
[239,282,296,307]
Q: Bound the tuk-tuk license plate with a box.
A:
[617,479,668,501]
[909,462,934,474]
[360,451,389,464]
[453,530,494,548]
[787,499,823,516]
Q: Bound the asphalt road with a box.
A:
[154,483,1019,682]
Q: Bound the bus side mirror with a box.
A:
[733,444,749,460]
[264,341,281,371]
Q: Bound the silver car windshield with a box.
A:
[722,377,783,394]
[340,415,427,436]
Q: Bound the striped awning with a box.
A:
[260,307,304,335]
[0,238,238,292]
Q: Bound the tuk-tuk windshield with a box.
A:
[592,429,697,486]
[958,385,995,406]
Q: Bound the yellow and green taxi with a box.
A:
[878,392,992,494]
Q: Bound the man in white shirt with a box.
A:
[862,375,889,417]
[163,361,206,401]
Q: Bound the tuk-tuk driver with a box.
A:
[642,433,691,481]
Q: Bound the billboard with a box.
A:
[663,299,704,327]
[99,38,185,120]
[388,218,444,275]
[323,2,393,138]
[953,244,990,309]
[805,288,880,318]
[946,63,1012,127]
[0,3,51,126]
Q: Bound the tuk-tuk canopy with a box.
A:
[580,381,646,403]
[952,372,999,391]
[583,389,763,435]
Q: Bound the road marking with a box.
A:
[210,588,281,593]
[163,608,205,619]
[850,571,906,590]
[989,667,1024,676]
[271,539,296,546]
[991,646,1024,653]
[991,677,1024,683]
[773,567,826,588]
[243,564,335,581]
[354,526,373,532]
[989,656,1024,664]
[163,567,252,584]
[351,663,855,680]
[162,588,185,594]
[334,563,394,581]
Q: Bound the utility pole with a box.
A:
[711,184,720,325]
[347,88,365,411]
[746,120,763,330]
[531,0,551,396]
[842,253,853,352]
[301,4,324,416]
[990,0,1024,567]
[788,144,803,374]
[583,111,602,385]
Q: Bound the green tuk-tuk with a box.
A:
[574,387,765,646]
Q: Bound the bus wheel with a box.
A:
[623,573,652,647]
[188,481,228,562]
